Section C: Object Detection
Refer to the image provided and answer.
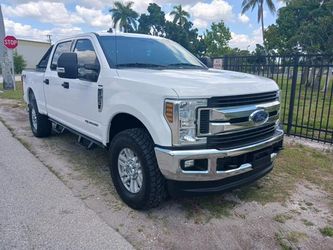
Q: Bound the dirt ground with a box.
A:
[0,98,332,250]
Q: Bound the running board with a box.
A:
[77,135,95,150]
[49,118,105,150]
[54,124,66,134]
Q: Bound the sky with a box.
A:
[1,0,286,50]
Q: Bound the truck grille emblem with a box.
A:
[249,109,269,125]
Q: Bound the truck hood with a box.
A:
[117,68,279,98]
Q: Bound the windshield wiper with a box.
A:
[167,63,204,69]
[115,63,166,69]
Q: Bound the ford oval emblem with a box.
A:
[249,109,269,125]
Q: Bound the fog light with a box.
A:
[184,160,195,168]
[180,159,208,172]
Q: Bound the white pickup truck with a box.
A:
[22,32,283,209]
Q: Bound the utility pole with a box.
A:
[0,5,15,90]
[46,34,52,44]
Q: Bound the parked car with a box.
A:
[22,32,283,209]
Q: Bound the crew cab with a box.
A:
[22,32,283,209]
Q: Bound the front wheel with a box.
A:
[29,95,52,138]
[109,128,167,210]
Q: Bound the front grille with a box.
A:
[207,123,276,149]
[208,91,278,107]
[199,109,210,134]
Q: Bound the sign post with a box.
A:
[3,35,18,90]
[1,5,16,90]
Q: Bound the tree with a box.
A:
[241,0,276,46]
[225,48,251,56]
[203,21,231,57]
[165,20,205,56]
[110,1,138,32]
[263,24,283,54]
[170,5,190,26]
[13,52,26,74]
[265,0,333,90]
[138,3,166,36]
[266,0,333,54]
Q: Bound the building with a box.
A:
[14,39,51,69]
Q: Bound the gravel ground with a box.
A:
[0,99,332,250]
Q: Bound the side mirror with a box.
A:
[57,53,78,79]
[83,63,100,72]
[200,56,213,68]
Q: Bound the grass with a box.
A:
[273,213,293,223]
[275,232,293,250]
[0,81,23,100]
[181,196,237,223]
[301,219,314,227]
[319,226,333,237]
[275,230,308,249]
[286,231,308,243]
[235,144,333,205]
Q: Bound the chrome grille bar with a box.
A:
[197,100,280,136]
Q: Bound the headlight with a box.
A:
[277,89,281,102]
[164,99,207,146]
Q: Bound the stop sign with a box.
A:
[4,36,18,49]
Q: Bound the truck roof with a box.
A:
[57,32,165,43]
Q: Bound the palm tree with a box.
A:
[241,0,276,44]
[110,1,139,32]
[170,5,190,26]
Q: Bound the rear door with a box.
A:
[43,40,73,123]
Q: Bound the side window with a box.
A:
[36,45,53,71]
[50,41,72,70]
[74,39,100,82]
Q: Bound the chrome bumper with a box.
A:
[155,129,284,181]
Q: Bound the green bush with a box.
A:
[14,52,27,74]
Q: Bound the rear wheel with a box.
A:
[109,128,167,210]
[29,94,52,138]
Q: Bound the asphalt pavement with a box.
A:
[0,121,134,250]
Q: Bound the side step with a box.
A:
[49,118,105,150]
[54,124,66,134]
[77,135,95,150]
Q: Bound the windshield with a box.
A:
[98,35,206,70]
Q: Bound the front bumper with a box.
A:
[155,129,284,182]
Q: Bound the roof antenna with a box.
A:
[107,28,113,33]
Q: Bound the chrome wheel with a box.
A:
[31,107,38,130]
[118,148,143,194]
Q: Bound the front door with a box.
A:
[61,38,102,141]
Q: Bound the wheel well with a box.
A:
[109,113,150,144]
[28,88,34,102]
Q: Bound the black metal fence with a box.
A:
[218,54,333,144]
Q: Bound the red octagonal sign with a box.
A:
[4,35,18,49]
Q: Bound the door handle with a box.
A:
[61,82,69,89]
[43,79,49,85]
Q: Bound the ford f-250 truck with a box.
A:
[22,32,283,210]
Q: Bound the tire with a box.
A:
[109,128,167,210]
[29,94,52,138]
